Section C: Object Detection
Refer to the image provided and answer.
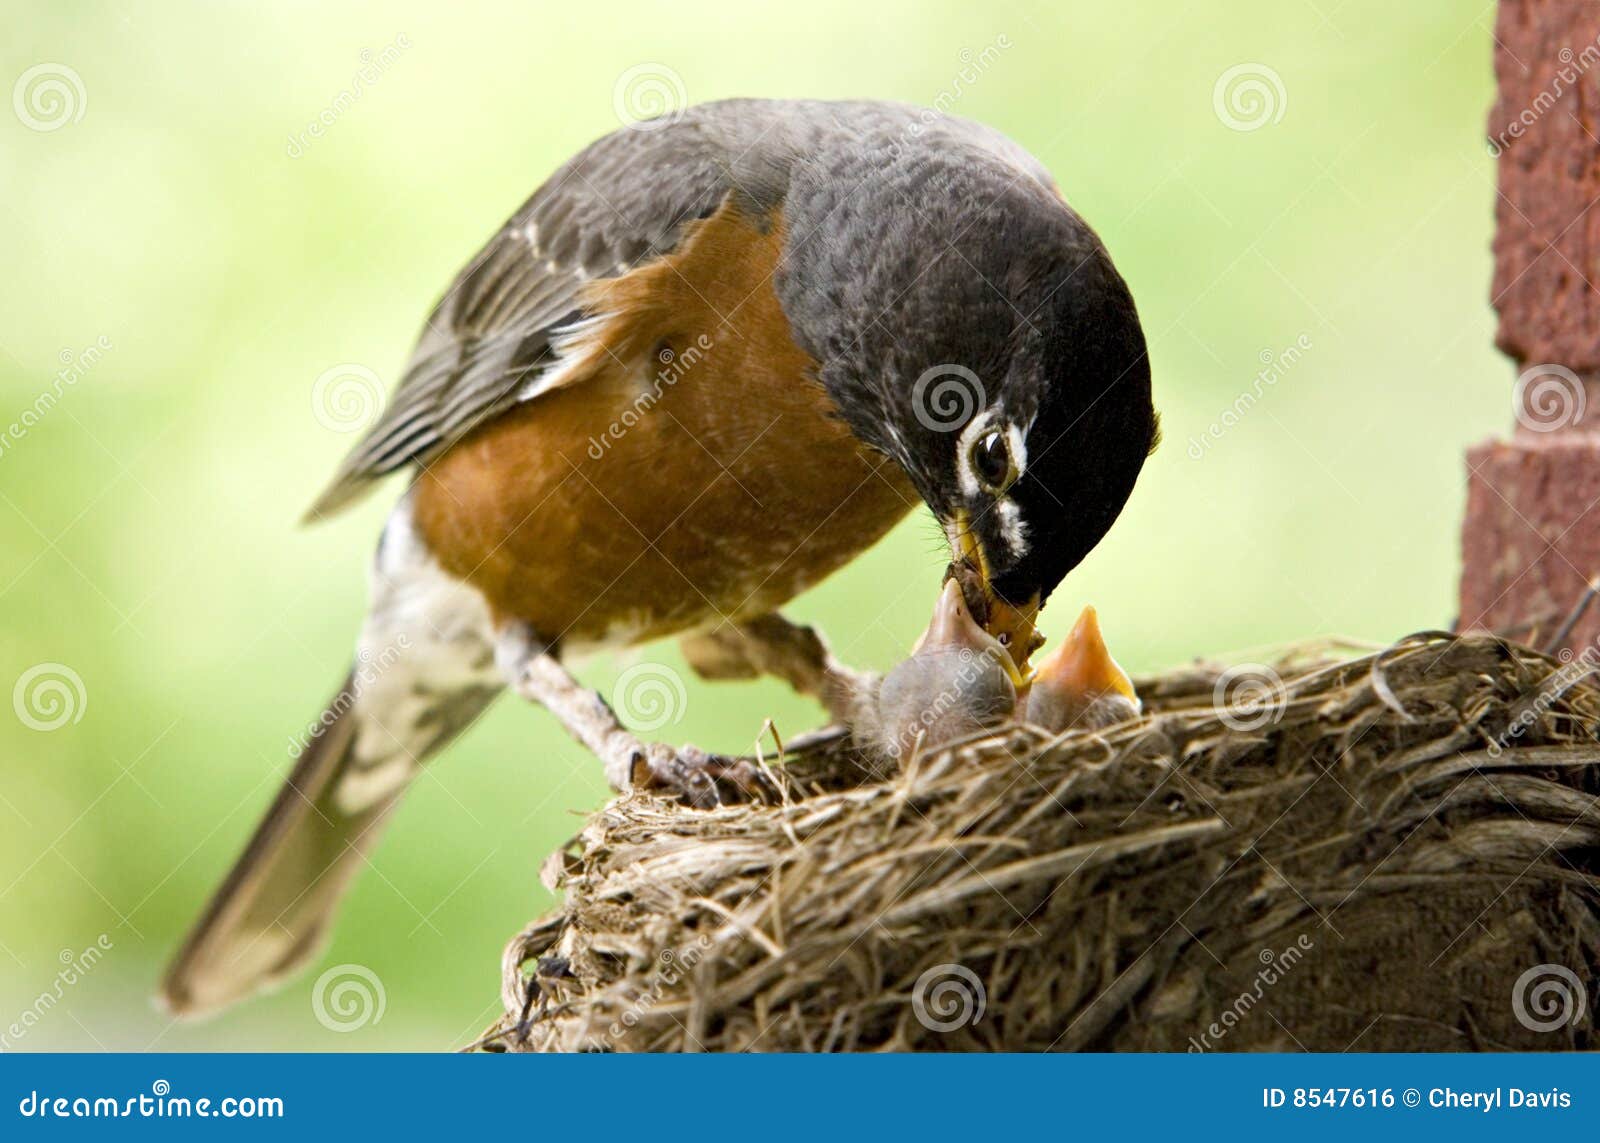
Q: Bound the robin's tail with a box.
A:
[158,668,497,1017]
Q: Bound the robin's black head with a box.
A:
[777,139,1156,668]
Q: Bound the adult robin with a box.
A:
[161,98,1157,1015]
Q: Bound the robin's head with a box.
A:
[782,155,1156,672]
[922,236,1155,671]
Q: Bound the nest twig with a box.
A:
[476,631,1600,1052]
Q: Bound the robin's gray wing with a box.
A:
[304,116,758,521]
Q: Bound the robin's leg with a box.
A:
[680,612,878,725]
[494,622,773,807]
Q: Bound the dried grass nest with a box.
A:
[478,631,1600,1052]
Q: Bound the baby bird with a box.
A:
[1023,604,1140,733]
[860,579,1020,761]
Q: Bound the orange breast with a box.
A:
[411,200,918,651]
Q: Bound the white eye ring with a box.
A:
[955,413,1027,500]
[968,430,1014,493]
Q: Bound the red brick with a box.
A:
[1462,2,1600,651]
[1461,437,1600,647]
[1489,0,1600,369]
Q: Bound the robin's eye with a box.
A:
[969,430,1013,492]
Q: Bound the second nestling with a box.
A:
[852,579,1142,762]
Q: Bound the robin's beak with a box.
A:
[1032,604,1138,708]
[945,511,1043,681]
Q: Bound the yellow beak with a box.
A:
[946,511,1043,686]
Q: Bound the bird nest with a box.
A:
[476,631,1600,1052]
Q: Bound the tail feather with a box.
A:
[158,672,491,1018]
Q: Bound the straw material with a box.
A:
[477,631,1600,1052]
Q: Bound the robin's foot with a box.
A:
[629,742,777,807]
[495,622,780,803]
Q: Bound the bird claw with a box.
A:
[630,742,777,807]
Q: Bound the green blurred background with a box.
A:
[1,1,1505,1048]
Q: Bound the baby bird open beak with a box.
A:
[921,578,1033,690]
[869,580,1019,760]
[913,580,1009,657]
[1023,605,1141,733]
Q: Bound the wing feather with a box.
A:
[303,127,742,520]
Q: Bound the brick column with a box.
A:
[1460,0,1600,649]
